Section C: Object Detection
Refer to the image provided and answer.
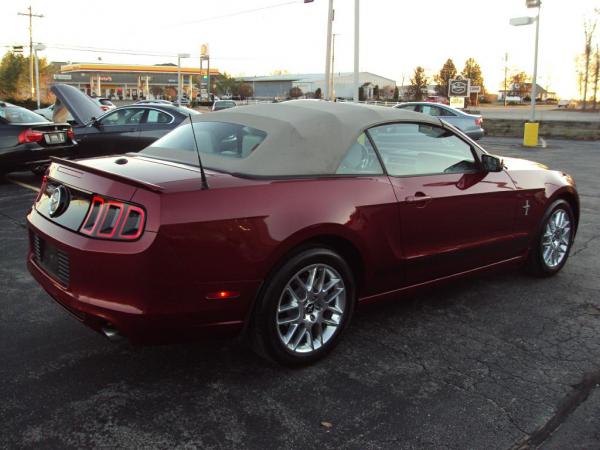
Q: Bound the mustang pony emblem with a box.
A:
[48,185,68,217]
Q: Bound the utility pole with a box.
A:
[18,6,44,99]
[353,0,359,102]
[529,3,541,122]
[504,52,508,107]
[324,0,334,101]
[331,34,338,100]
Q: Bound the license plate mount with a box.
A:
[44,132,66,145]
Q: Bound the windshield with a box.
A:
[140,121,267,169]
[176,106,202,115]
[0,106,49,124]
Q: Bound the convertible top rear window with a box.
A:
[140,121,267,168]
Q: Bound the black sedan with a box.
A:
[0,101,75,175]
[52,84,201,159]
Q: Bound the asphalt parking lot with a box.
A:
[1,136,599,449]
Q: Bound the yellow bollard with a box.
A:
[523,122,539,147]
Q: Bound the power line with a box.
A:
[162,0,299,28]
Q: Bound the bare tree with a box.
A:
[593,45,600,110]
[582,17,597,109]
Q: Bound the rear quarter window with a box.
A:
[140,121,267,167]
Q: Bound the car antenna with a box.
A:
[188,114,209,190]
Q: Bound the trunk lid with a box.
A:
[51,84,104,126]
[58,154,267,193]
[39,155,266,235]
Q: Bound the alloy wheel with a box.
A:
[275,263,346,354]
[541,208,572,268]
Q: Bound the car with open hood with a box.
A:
[51,84,201,160]
[27,100,578,366]
[0,101,75,175]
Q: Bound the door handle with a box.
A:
[405,193,432,206]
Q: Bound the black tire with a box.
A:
[527,199,575,277]
[250,247,355,366]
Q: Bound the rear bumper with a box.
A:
[0,143,76,171]
[465,128,484,140]
[26,209,261,344]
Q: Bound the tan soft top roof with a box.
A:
[191,100,441,176]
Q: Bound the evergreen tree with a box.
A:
[409,66,428,101]
[434,58,457,97]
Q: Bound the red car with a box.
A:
[27,101,578,365]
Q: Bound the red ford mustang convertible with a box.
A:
[27,101,578,365]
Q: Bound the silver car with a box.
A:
[394,102,484,140]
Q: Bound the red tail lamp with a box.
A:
[18,129,44,144]
[206,291,240,300]
[80,195,145,241]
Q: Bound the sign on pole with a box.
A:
[469,85,481,94]
[450,97,465,109]
[448,77,471,97]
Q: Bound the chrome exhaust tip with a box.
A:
[101,324,123,342]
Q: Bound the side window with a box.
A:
[368,123,477,177]
[421,105,443,116]
[336,133,383,175]
[397,104,417,112]
[101,108,145,126]
[146,110,172,124]
[439,107,457,117]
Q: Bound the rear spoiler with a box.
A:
[49,157,164,193]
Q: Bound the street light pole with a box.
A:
[353,0,359,103]
[177,53,190,105]
[177,55,182,105]
[504,52,508,107]
[530,4,541,122]
[324,0,334,101]
[33,44,45,109]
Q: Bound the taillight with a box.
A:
[80,195,146,241]
[18,129,44,144]
[66,129,74,140]
[101,105,109,111]
[475,117,483,127]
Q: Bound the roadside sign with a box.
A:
[449,78,471,97]
[469,85,481,93]
[450,97,465,109]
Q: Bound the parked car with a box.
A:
[95,97,116,111]
[51,84,201,159]
[27,101,578,366]
[212,100,237,111]
[394,102,484,140]
[135,99,175,106]
[0,101,75,175]
[35,97,115,121]
[558,99,577,109]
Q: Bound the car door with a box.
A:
[367,121,520,285]
[136,108,177,150]
[76,108,145,158]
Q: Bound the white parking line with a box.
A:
[4,177,40,193]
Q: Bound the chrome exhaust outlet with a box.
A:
[101,324,123,342]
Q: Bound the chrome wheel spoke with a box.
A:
[283,324,300,345]
[277,315,299,325]
[291,326,307,351]
[322,317,339,327]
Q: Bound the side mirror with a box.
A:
[481,154,503,172]
[91,117,102,129]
